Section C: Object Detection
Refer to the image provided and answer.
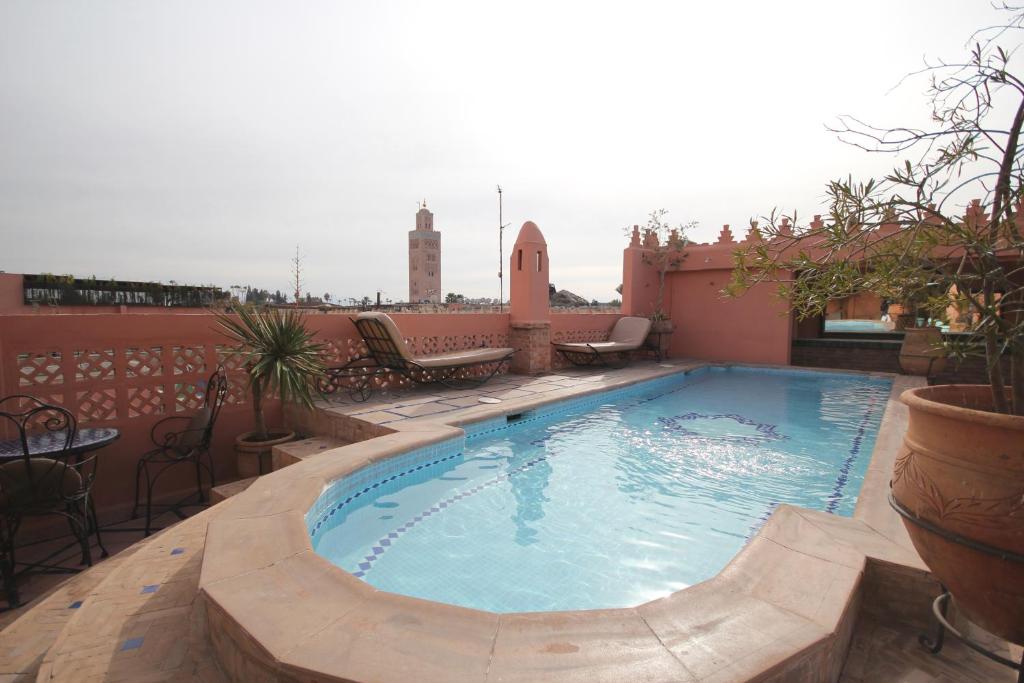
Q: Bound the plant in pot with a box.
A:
[727,10,1024,646]
[632,209,697,356]
[216,306,326,478]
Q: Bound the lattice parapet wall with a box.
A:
[9,342,247,425]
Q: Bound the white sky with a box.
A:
[0,1,1015,302]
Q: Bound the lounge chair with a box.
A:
[552,316,652,367]
[346,312,516,391]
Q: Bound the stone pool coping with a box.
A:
[199,362,932,682]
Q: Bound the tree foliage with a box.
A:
[728,6,1024,415]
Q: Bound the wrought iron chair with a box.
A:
[0,397,101,608]
[131,367,227,536]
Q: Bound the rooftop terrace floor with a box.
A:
[2,361,1020,682]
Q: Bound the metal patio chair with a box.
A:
[0,397,101,608]
[131,367,227,536]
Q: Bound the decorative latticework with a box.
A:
[551,329,608,345]
[224,381,249,406]
[174,381,207,413]
[74,348,116,382]
[215,344,247,373]
[172,345,206,376]
[127,385,166,418]
[76,388,118,422]
[125,347,163,378]
[17,351,63,387]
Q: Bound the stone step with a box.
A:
[0,545,142,682]
[209,476,257,504]
[37,507,226,682]
[271,434,348,470]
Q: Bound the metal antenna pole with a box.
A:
[497,185,508,312]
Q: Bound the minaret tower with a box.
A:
[408,200,441,303]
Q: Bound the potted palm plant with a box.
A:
[216,306,326,478]
[728,10,1024,645]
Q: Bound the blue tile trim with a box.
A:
[826,388,886,514]
[170,547,185,556]
[352,435,577,578]
[68,600,82,609]
[121,637,144,651]
[140,584,159,594]
[658,412,786,446]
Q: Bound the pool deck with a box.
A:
[198,360,1016,682]
[5,361,1020,682]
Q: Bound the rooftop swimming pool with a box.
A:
[308,366,891,612]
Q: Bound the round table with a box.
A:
[0,427,121,460]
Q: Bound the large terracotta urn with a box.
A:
[899,326,947,376]
[891,385,1024,644]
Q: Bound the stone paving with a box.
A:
[316,365,670,427]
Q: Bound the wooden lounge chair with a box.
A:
[552,316,652,367]
[349,312,516,389]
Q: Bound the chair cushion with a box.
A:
[607,317,652,347]
[414,347,515,368]
[553,341,638,352]
[175,406,211,454]
[356,312,417,362]
[0,458,83,508]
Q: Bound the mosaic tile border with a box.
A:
[826,388,886,513]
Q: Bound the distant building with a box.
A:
[408,201,441,303]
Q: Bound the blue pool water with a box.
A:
[309,366,891,612]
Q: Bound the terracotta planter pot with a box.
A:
[234,431,295,478]
[894,312,917,330]
[899,326,947,376]
[647,319,675,358]
[891,385,1024,644]
[649,319,675,334]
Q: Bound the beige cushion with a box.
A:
[415,347,515,368]
[553,317,652,354]
[552,341,639,353]
[0,458,83,507]
[355,312,416,361]
[176,406,211,454]
[608,316,652,347]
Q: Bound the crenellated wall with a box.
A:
[622,221,793,364]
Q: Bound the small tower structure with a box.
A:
[408,200,441,303]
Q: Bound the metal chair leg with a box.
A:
[88,497,108,558]
[131,459,145,520]
[0,519,18,608]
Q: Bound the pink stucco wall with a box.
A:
[622,224,794,365]
[665,270,793,364]
[0,311,516,519]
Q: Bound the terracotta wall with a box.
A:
[665,269,793,364]
[622,226,794,365]
[0,311,512,520]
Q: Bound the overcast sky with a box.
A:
[0,1,1014,302]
